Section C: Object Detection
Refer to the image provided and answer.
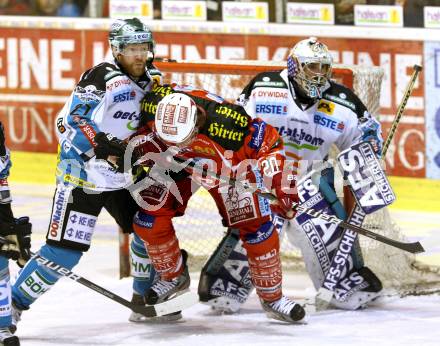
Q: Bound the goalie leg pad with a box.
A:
[316,168,364,269]
[285,219,325,290]
[198,228,254,313]
[286,217,380,305]
[290,171,369,291]
[330,267,383,310]
[11,244,82,309]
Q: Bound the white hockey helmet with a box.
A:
[287,37,332,99]
[155,93,199,147]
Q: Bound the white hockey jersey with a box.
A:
[55,60,161,191]
[239,69,379,176]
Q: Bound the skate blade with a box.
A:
[129,311,183,323]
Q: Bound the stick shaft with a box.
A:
[382,64,422,156]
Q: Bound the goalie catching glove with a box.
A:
[0,215,32,267]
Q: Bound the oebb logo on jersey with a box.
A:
[113,90,136,103]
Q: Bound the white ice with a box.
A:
[8,183,440,346]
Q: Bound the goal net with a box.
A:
[121,60,440,296]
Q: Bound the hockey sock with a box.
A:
[12,244,82,309]
[133,215,183,281]
[146,236,183,281]
[131,232,157,296]
[0,257,11,327]
[242,224,282,302]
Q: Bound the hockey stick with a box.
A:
[382,64,423,156]
[315,64,423,309]
[168,156,424,253]
[0,236,198,317]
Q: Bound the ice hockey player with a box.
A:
[198,37,384,313]
[97,85,306,323]
[0,122,32,346]
[8,18,161,332]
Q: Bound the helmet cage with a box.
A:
[287,38,332,99]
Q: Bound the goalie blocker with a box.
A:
[199,142,387,312]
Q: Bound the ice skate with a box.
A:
[0,327,19,346]
[145,250,190,305]
[8,302,22,334]
[128,293,182,322]
[260,296,306,323]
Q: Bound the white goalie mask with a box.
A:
[287,37,333,99]
[155,93,199,147]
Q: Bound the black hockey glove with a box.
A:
[94,132,128,172]
[0,121,6,156]
[0,216,32,267]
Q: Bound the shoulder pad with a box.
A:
[199,102,250,151]
[78,62,121,90]
[251,71,286,88]
[241,70,286,99]
[149,68,162,77]
[322,81,368,119]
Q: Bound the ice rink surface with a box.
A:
[7,183,440,346]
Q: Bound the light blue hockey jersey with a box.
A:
[55,60,160,191]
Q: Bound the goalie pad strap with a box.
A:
[202,228,240,275]
[198,228,253,304]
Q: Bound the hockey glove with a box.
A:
[358,115,383,157]
[94,132,128,172]
[270,171,298,219]
[0,216,32,267]
[0,121,6,157]
[229,161,260,195]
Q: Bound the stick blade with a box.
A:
[151,292,199,317]
[406,241,425,254]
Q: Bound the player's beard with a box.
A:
[128,61,147,79]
